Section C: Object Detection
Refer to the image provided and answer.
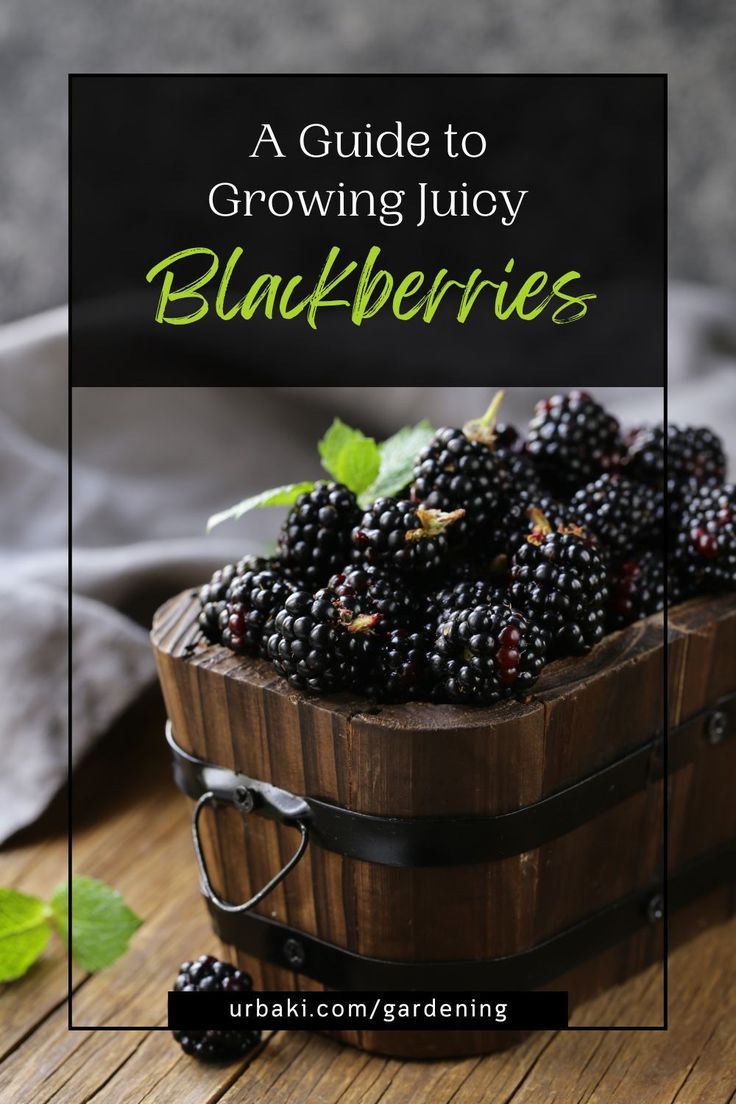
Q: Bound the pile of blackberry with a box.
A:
[196,394,733,705]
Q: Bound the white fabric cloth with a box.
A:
[1,286,735,841]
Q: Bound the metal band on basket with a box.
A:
[205,840,736,990]
[166,692,734,869]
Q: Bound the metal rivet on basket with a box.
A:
[235,786,254,813]
[283,937,307,969]
[646,893,665,923]
[706,710,728,745]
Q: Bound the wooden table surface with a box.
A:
[1,691,735,1104]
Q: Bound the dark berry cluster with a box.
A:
[509,520,608,655]
[569,474,659,558]
[625,424,726,486]
[411,426,502,541]
[198,555,268,643]
[196,393,731,705]
[172,955,260,1062]
[430,605,547,705]
[220,566,293,656]
[527,391,624,491]
[673,483,736,593]
[351,497,464,572]
[608,550,674,630]
[278,482,360,587]
[266,588,369,694]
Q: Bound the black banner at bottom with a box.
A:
[168,990,568,1031]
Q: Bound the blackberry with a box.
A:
[494,422,522,451]
[650,472,721,541]
[498,452,546,505]
[267,587,379,694]
[360,629,431,701]
[569,474,659,558]
[509,516,608,655]
[172,955,260,1062]
[278,482,359,587]
[487,489,569,562]
[608,550,667,629]
[625,424,726,487]
[198,556,268,643]
[351,497,463,573]
[410,393,506,539]
[411,428,502,537]
[673,483,736,591]
[328,564,415,629]
[219,566,294,656]
[493,422,547,504]
[423,579,505,637]
[527,391,623,492]
[430,604,547,705]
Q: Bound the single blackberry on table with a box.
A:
[267,587,380,694]
[198,556,268,643]
[608,549,668,630]
[569,474,660,558]
[328,564,415,629]
[219,566,294,656]
[277,482,360,587]
[673,483,736,591]
[351,497,463,573]
[509,514,609,655]
[625,424,726,487]
[430,604,547,705]
[526,391,624,492]
[410,393,506,539]
[173,955,260,1062]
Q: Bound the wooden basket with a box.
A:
[152,590,736,1058]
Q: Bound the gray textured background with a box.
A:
[1,1,736,322]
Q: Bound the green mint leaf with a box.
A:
[318,419,380,494]
[358,420,437,507]
[317,419,358,480]
[0,888,53,981]
[51,877,142,974]
[335,436,381,494]
[206,482,315,532]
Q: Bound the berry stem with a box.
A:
[463,390,505,445]
[526,506,553,538]
[346,612,382,634]
[406,506,465,541]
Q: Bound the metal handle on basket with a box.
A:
[191,790,310,914]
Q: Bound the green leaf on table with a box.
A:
[358,420,437,507]
[206,482,315,532]
[51,877,142,973]
[0,888,52,981]
[318,419,380,494]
